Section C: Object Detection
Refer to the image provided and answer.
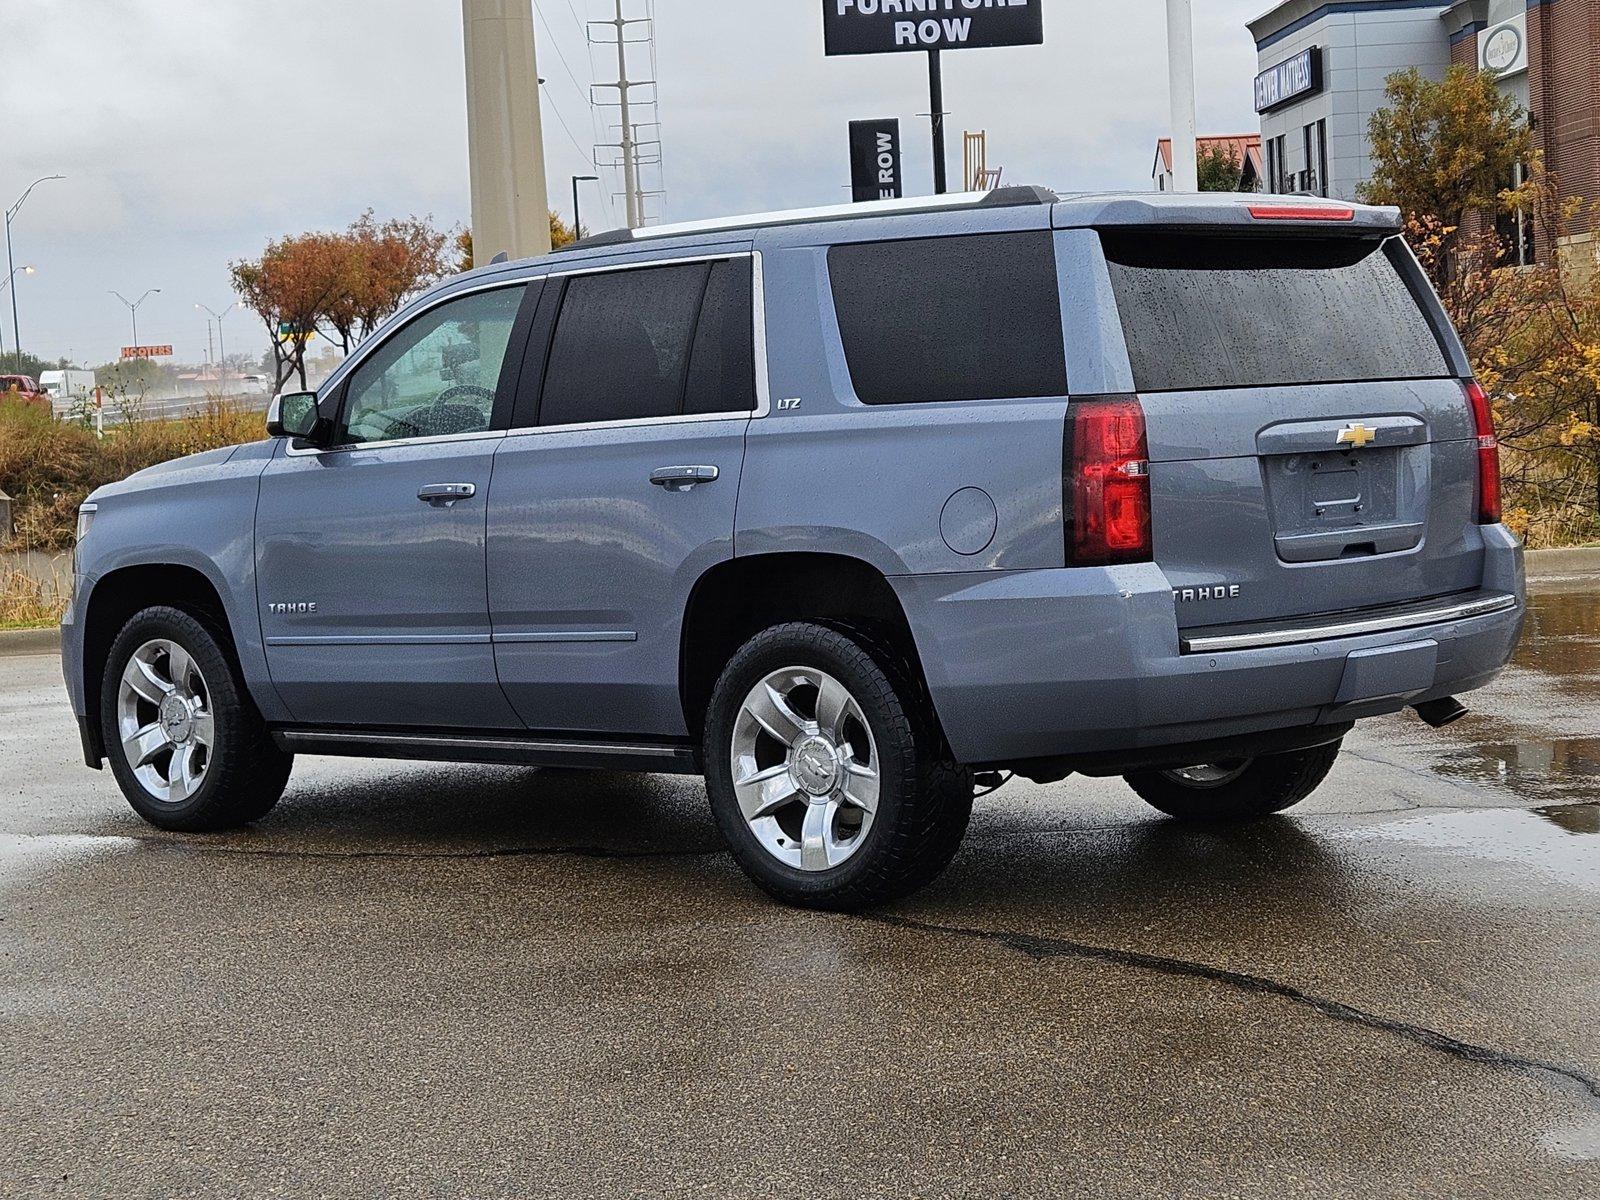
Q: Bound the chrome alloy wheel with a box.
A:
[117,639,214,803]
[1161,761,1252,788]
[730,666,881,872]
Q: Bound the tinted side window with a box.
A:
[1102,233,1450,392]
[341,285,526,445]
[827,232,1067,405]
[539,263,709,426]
[684,258,756,415]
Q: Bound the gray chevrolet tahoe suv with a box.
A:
[63,188,1525,909]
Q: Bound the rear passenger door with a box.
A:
[487,251,762,737]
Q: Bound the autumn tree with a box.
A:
[1415,164,1600,541]
[1359,66,1531,256]
[1197,145,1243,193]
[231,232,347,391]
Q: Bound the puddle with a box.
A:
[1342,805,1600,893]
[1537,802,1600,836]
[1433,738,1600,800]
[1514,589,1600,685]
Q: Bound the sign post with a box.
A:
[849,118,903,202]
[822,0,1044,195]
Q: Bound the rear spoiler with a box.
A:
[1058,195,1402,235]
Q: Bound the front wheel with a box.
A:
[702,622,973,911]
[101,606,293,832]
[1123,740,1342,823]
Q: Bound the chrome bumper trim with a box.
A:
[1181,592,1518,654]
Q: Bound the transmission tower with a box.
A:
[588,0,664,228]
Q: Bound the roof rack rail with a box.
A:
[554,186,1062,253]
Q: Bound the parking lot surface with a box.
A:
[2,576,1597,1198]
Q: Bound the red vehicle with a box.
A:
[0,374,48,412]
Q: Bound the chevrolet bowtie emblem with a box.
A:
[1337,423,1377,449]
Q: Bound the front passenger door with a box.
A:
[255,281,536,729]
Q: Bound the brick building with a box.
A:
[1250,0,1600,266]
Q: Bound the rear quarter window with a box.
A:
[828,231,1067,405]
[1101,232,1450,392]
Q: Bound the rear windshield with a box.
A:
[1101,233,1450,392]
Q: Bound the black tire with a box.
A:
[1124,739,1343,823]
[702,622,973,911]
[100,605,293,832]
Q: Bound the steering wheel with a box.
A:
[432,384,495,409]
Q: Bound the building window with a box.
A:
[1496,160,1536,266]
[1265,134,1290,194]
[1302,120,1329,197]
[1317,119,1329,197]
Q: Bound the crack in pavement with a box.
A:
[866,912,1600,1110]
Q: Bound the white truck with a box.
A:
[39,369,97,415]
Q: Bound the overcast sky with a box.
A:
[2,0,1266,368]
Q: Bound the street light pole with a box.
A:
[572,175,599,239]
[110,288,161,353]
[196,302,234,387]
[5,175,65,369]
[1165,0,1199,193]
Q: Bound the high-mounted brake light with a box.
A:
[1464,380,1501,525]
[1247,204,1355,222]
[1066,397,1152,566]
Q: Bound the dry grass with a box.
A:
[0,396,263,552]
[0,568,67,630]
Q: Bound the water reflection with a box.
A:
[1535,801,1600,836]
[1420,585,1600,799]
[1513,587,1600,686]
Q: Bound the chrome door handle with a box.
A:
[418,483,476,505]
[649,465,719,492]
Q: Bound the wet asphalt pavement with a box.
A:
[2,577,1597,1199]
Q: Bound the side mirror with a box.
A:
[266,391,329,443]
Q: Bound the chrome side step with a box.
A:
[270,728,699,774]
[1181,592,1518,654]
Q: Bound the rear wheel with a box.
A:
[101,606,293,832]
[703,622,973,910]
[1124,740,1342,823]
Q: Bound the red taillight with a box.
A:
[1247,204,1355,222]
[1066,397,1152,565]
[1464,380,1501,525]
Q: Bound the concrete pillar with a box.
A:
[463,0,552,263]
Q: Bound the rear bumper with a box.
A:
[891,525,1525,767]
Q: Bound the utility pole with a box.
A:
[591,0,657,229]
[462,0,552,261]
[1165,0,1199,193]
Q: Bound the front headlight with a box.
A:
[75,503,97,544]
[74,503,97,576]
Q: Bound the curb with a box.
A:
[1523,546,1600,579]
[0,626,62,657]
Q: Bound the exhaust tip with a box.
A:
[1414,697,1469,729]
